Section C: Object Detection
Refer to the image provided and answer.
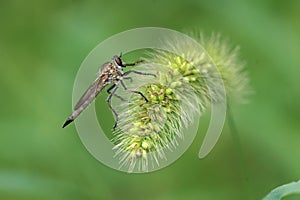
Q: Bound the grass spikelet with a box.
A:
[112,32,249,172]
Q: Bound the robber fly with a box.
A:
[62,53,156,129]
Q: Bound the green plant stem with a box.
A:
[227,104,251,199]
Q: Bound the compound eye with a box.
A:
[114,56,122,66]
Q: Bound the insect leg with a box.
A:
[120,80,149,102]
[107,84,126,101]
[123,70,156,78]
[106,84,120,129]
[123,60,143,67]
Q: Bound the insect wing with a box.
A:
[62,75,107,128]
[74,76,105,110]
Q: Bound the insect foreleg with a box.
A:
[123,60,143,67]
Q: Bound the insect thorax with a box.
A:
[99,62,122,83]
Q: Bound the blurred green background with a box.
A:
[1,0,300,199]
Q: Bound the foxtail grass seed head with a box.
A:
[112,32,249,172]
